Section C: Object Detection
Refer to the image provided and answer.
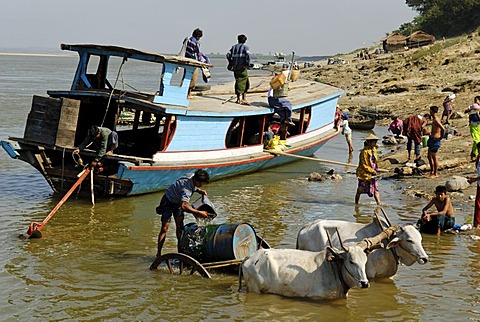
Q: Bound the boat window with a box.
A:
[224,108,312,149]
[168,67,186,87]
[298,106,311,134]
[225,116,264,148]
[276,106,310,138]
[159,115,177,151]
[83,55,112,90]
[85,55,101,75]
[104,56,163,94]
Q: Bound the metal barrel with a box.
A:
[179,223,258,262]
[205,223,257,261]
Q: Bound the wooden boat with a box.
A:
[0,44,343,197]
[348,118,376,131]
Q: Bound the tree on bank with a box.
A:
[402,0,480,37]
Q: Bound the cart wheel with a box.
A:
[150,253,211,278]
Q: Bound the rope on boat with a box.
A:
[61,147,66,191]
[101,57,127,127]
[72,151,84,167]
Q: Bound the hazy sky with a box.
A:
[1,0,416,56]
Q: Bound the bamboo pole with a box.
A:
[27,168,91,238]
[265,150,389,172]
[195,82,310,97]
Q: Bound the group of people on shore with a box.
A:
[338,93,480,235]
[345,112,456,235]
[425,93,480,163]
[390,105,444,178]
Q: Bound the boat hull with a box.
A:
[118,130,337,195]
[1,127,338,197]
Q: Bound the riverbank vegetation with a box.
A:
[400,0,480,37]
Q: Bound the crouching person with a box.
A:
[73,125,118,168]
[419,185,455,235]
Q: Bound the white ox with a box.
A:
[296,218,429,279]
[240,243,370,299]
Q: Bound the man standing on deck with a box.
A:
[226,34,251,105]
[150,169,210,269]
[182,28,204,98]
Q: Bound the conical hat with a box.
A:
[364,133,379,141]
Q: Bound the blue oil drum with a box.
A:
[179,223,258,262]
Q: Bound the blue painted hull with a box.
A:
[120,133,335,195]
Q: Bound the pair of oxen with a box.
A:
[240,208,429,300]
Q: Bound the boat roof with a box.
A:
[51,44,343,117]
[60,43,210,68]
[49,76,343,117]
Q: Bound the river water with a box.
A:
[0,54,479,321]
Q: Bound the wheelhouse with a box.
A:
[46,44,209,159]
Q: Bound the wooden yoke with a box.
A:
[357,225,399,252]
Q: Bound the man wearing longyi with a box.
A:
[226,34,251,105]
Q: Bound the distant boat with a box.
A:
[348,118,376,131]
[1,43,343,197]
[250,61,263,69]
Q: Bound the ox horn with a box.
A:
[336,228,349,252]
[326,229,334,248]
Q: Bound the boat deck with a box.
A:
[186,76,341,114]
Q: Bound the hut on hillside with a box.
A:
[381,33,407,52]
[406,31,435,49]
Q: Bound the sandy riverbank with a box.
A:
[299,31,480,218]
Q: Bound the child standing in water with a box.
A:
[355,134,380,205]
[340,113,353,154]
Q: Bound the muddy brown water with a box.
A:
[0,55,479,321]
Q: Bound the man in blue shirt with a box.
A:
[227,34,251,105]
[151,169,210,266]
[183,28,203,98]
[185,28,202,59]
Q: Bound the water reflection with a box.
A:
[346,279,421,321]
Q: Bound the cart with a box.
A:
[150,222,270,278]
